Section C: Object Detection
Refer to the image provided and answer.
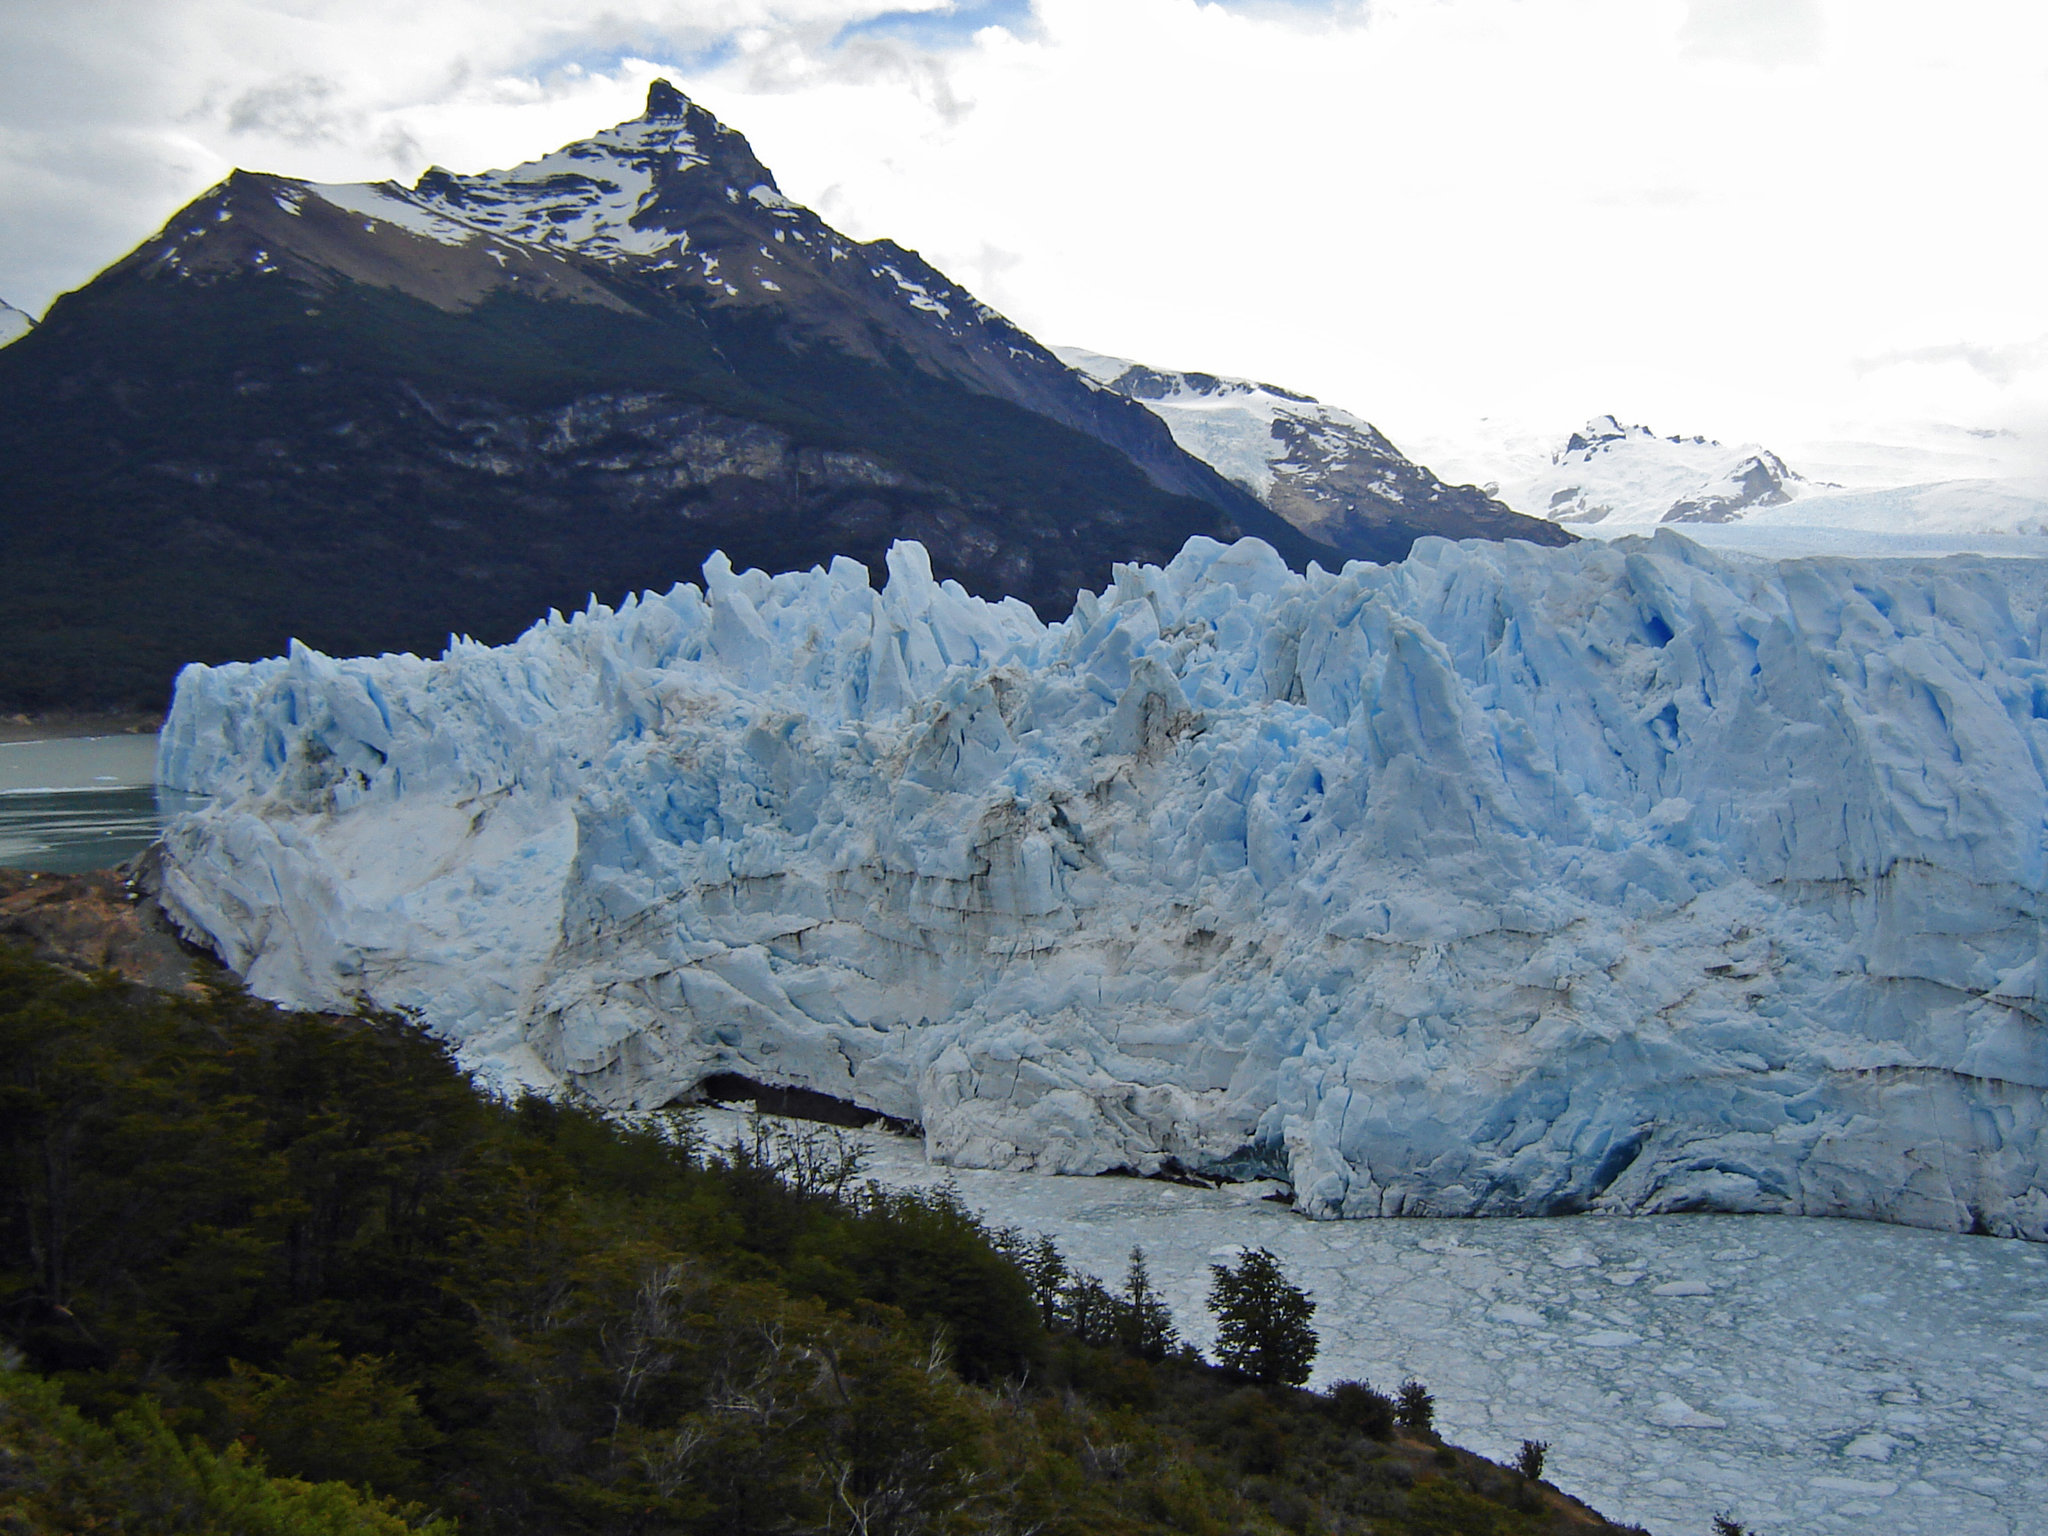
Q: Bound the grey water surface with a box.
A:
[0,735,205,873]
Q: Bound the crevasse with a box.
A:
[154,533,2048,1236]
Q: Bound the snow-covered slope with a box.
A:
[0,300,33,348]
[1515,415,1803,530]
[1744,478,2048,537]
[1057,347,1570,559]
[154,534,2048,1239]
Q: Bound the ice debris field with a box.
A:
[706,1107,2048,1536]
[155,532,2048,1237]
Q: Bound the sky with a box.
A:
[3,0,2045,476]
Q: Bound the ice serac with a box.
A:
[155,534,2048,1238]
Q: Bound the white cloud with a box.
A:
[2,0,2044,461]
[1680,0,1824,66]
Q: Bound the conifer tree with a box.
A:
[1205,1246,1317,1386]
[1396,1379,1436,1432]
[1117,1246,1179,1361]
[1022,1235,1070,1331]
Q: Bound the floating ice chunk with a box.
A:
[1578,1330,1642,1348]
[1811,1474,1899,1496]
[1647,1394,1728,1428]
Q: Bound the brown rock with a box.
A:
[0,858,218,993]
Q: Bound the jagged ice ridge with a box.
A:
[155,534,2048,1237]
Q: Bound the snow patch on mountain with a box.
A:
[308,103,713,261]
[1055,346,1313,496]
[1054,348,1569,556]
[154,534,2048,1239]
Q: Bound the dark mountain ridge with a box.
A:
[3,82,1505,711]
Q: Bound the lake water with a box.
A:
[0,735,205,874]
[701,1109,2048,1536]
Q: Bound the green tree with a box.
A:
[207,1335,440,1494]
[1396,1378,1436,1432]
[1205,1247,1316,1387]
[1020,1234,1070,1331]
[1117,1246,1179,1362]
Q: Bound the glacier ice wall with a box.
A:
[155,534,2048,1236]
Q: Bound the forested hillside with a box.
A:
[0,944,1640,1534]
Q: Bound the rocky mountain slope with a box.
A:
[0,81,1336,713]
[0,299,32,348]
[1058,348,1572,557]
[156,532,2048,1240]
[1507,415,1805,529]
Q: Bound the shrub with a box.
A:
[0,1366,452,1535]
[1325,1379,1397,1440]
[1516,1437,1548,1480]
[1395,1379,1436,1432]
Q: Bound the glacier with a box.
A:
[154,532,2048,1237]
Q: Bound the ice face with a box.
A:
[154,532,2048,1238]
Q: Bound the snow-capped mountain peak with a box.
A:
[1531,415,1803,528]
[299,80,791,266]
[1057,347,1329,495]
[118,80,1147,437]
[135,78,911,324]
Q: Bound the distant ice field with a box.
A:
[705,1109,2048,1536]
[1566,522,2048,562]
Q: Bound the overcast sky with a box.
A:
[3,0,2044,468]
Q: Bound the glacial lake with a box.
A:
[704,1109,2048,1536]
[0,735,204,873]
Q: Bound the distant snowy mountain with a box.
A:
[1515,415,1803,530]
[1057,348,1570,558]
[1399,412,2048,555]
[0,300,32,348]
